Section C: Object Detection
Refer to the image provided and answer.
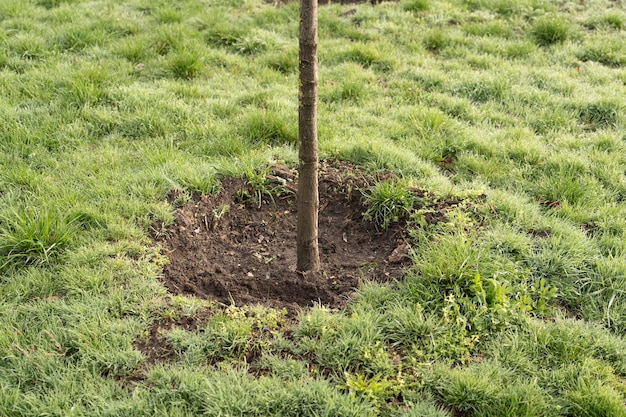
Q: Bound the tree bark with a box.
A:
[297,0,320,272]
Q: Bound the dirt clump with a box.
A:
[153,160,413,312]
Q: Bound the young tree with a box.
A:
[296,0,320,272]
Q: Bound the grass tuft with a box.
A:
[584,12,625,31]
[0,208,75,270]
[263,47,298,74]
[576,99,624,129]
[404,0,430,13]
[577,39,626,68]
[423,29,451,53]
[116,37,152,64]
[238,109,297,146]
[530,16,571,47]
[167,49,203,79]
[362,180,414,231]
[343,44,394,73]
[205,19,248,49]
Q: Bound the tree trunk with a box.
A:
[296,0,320,272]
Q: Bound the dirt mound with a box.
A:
[267,0,396,7]
[153,160,412,312]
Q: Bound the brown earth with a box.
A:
[266,0,397,6]
[152,160,415,313]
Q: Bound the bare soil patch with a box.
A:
[153,160,413,312]
[267,0,397,7]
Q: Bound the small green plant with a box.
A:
[458,77,509,103]
[577,99,623,129]
[409,108,457,141]
[465,0,536,16]
[255,354,309,380]
[212,204,230,220]
[165,305,287,364]
[235,36,270,55]
[531,17,571,47]
[179,173,220,195]
[238,110,297,146]
[263,48,298,74]
[54,25,105,52]
[167,49,202,79]
[327,79,368,104]
[600,13,625,30]
[233,30,277,56]
[403,0,429,13]
[0,208,75,270]
[171,190,192,207]
[423,29,451,53]
[344,372,395,409]
[155,9,181,24]
[238,166,288,208]
[362,180,414,231]
[343,44,394,72]
[584,12,625,31]
[64,65,109,108]
[504,40,535,59]
[117,37,151,63]
[529,277,558,315]
[464,21,512,38]
[152,27,182,56]
[205,19,247,48]
[577,39,626,68]
[37,0,64,9]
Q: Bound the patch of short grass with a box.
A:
[238,109,297,146]
[143,365,376,417]
[584,11,626,31]
[576,97,624,129]
[577,37,626,68]
[423,29,453,53]
[404,0,430,13]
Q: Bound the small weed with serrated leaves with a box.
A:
[238,166,288,209]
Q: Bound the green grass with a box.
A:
[362,180,415,230]
[1,0,626,415]
[0,207,75,270]
[530,16,572,47]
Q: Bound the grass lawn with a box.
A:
[1,0,626,415]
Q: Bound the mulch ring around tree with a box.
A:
[267,0,395,6]
[152,160,419,313]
